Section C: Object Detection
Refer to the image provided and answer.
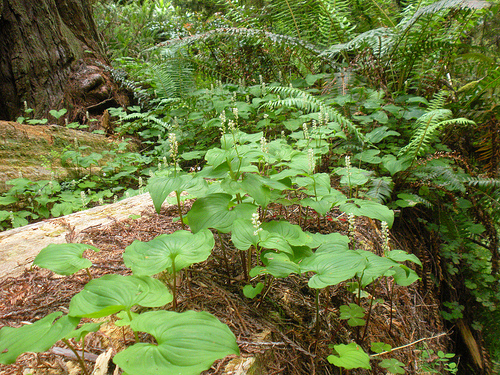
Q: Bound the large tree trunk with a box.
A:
[0,0,129,122]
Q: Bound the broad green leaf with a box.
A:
[308,232,350,250]
[382,155,410,175]
[386,250,422,266]
[49,108,67,119]
[365,126,400,144]
[335,167,371,186]
[148,174,207,213]
[69,275,172,318]
[240,173,271,207]
[259,233,293,254]
[354,149,382,164]
[231,218,262,251]
[380,358,405,374]
[356,250,398,287]
[65,322,103,341]
[261,221,312,247]
[392,265,420,286]
[327,343,371,370]
[115,311,140,327]
[250,252,300,278]
[33,243,100,276]
[0,196,18,205]
[123,230,214,275]
[300,250,366,289]
[186,193,256,233]
[113,310,239,375]
[301,195,338,216]
[339,303,365,327]
[339,199,394,228]
[371,342,392,353]
[243,282,264,299]
[0,312,79,364]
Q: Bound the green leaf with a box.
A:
[261,220,312,247]
[250,252,300,278]
[124,229,214,275]
[243,282,264,299]
[148,174,206,213]
[379,358,405,374]
[186,193,256,233]
[300,249,366,289]
[49,108,68,119]
[339,303,366,327]
[113,310,239,375]
[335,167,371,186]
[240,173,271,208]
[69,275,172,318]
[327,343,371,370]
[392,265,420,286]
[339,199,394,228]
[65,322,103,341]
[0,196,18,205]
[356,250,398,286]
[386,250,422,266]
[231,218,261,251]
[0,312,79,364]
[371,342,392,353]
[33,243,100,275]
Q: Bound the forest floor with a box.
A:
[0,201,450,375]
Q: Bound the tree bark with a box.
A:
[0,0,129,122]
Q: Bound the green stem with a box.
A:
[175,191,185,230]
[61,338,90,375]
[85,268,92,281]
[126,310,140,342]
[172,258,177,311]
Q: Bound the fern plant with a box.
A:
[398,91,475,166]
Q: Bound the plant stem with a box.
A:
[61,338,89,375]
[127,310,140,342]
[172,258,177,310]
[218,230,231,282]
[315,288,320,339]
[175,191,185,229]
[85,268,92,281]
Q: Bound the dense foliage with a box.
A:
[1,0,500,373]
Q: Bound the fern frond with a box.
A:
[465,177,500,189]
[413,165,466,192]
[398,92,475,163]
[400,0,489,32]
[266,86,365,145]
[156,27,323,56]
[366,177,393,203]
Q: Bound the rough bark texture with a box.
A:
[0,0,129,122]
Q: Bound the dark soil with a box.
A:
[0,202,450,375]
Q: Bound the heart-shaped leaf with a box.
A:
[386,250,422,266]
[327,343,371,370]
[231,218,262,251]
[187,193,256,233]
[33,243,100,276]
[243,282,264,299]
[49,108,67,119]
[124,229,214,275]
[339,199,394,228]
[300,249,366,289]
[250,252,300,278]
[240,173,271,208]
[113,310,239,375]
[69,275,172,318]
[148,174,207,213]
[356,250,398,287]
[0,312,79,364]
[261,220,312,247]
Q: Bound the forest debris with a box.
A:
[90,348,113,375]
